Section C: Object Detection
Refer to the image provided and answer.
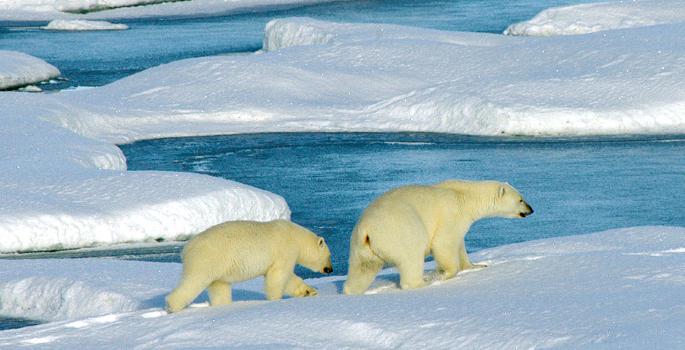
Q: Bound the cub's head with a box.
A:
[493,183,534,219]
[301,235,333,274]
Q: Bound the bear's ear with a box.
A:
[318,237,325,247]
[498,185,506,198]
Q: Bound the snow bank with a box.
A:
[0,226,684,348]
[505,0,685,36]
[0,51,60,90]
[0,92,289,253]
[42,19,128,31]
[0,0,344,21]
[2,17,685,141]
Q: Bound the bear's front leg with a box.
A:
[264,266,291,301]
[285,274,318,297]
[458,240,487,270]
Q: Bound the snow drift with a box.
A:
[0,51,60,90]
[0,226,683,348]
[505,0,685,36]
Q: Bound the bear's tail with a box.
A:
[343,225,384,295]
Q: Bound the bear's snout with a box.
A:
[323,266,333,274]
[519,203,534,218]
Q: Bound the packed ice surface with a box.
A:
[3,17,685,144]
[0,106,289,253]
[42,19,128,30]
[0,226,683,348]
[0,0,344,21]
[505,0,685,36]
[0,51,60,90]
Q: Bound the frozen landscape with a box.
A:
[1,0,684,346]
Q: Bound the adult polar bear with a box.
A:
[343,180,534,295]
[166,220,333,313]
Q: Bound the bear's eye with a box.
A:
[519,199,523,203]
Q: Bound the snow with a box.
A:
[0,0,345,21]
[0,226,683,348]
[505,0,685,36]
[0,51,60,90]
[42,19,128,31]
[0,98,289,253]
[2,17,685,142]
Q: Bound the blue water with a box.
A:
[0,0,596,90]
[115,133,685,278]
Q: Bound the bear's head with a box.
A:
[300,235,333,274]
[492,182,534,219]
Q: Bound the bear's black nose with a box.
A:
[323,267,333,274]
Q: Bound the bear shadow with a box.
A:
[331,272,402,294]
[142,289,267,309]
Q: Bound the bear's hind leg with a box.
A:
[343,249,384,295]
[207,280,232,307]
[285,274,318,297]
[166,276,211,313]
[395,253,426,290]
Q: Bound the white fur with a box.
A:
[166,220,332,313]
[343,180,533,295]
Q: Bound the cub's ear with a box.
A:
[318,237,325,247]
[498,185,506,198]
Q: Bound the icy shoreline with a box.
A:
[0,226,683,348]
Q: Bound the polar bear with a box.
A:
[166,219,333,313]
[343,180,533,295]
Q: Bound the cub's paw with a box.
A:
[302,286,318,297]
[292,284,318,297]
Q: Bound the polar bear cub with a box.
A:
[343,180,533,295]
[166,219,333,313]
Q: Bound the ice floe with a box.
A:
[3,17,684,143]
[505,0,685,36]
[42,19,128,31]
[0,51,60,90]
